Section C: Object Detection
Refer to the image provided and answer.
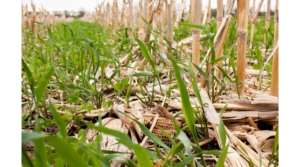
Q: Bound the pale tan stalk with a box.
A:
[112,0,119,29]
[166,0,173,45]
[174,0,186,28]
[147,0,151,21]
[143,0,153,42]
[206,0,211,23]
[192,0,202,73]
[128,0,134,37]
[138,0,145,40]
[105,3,111,28]
[121,0,126,27]
[250,0,256,47]
[270,0,278,96]
[236,0,249,96]
[249,0,264,24]
[202,6,208,24]
[264,0,271,44]
[215,0,224,78]
[190,0,195,23]
[31,1,37,32]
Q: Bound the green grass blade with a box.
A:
[45,136,89,167]
[22,59,35,102]
[193,64,209,83]
[189,65,204,106]
[202,150,223,155]
[165,142,184,160]
[22,144,34,167]
[169,54,196,139]
[135,38,156,72]
[216,65,233,82]
[133,71,154,76]
[22,131,47,143]
[219,104,228,148]
[34,118,47,167]
[174,153,199,167]
[268,126,278,167]
[215,144,230,167]
[118,111,170,149]
[131,144,154,167]
[49,103,67,140]
[209,55,230,65]
[34,66,54,106]
[85,122,154,167]
[177,131,192,156]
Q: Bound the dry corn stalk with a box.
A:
[191,0,202,73]
[249,0,265,24]
[250,0,256,47]
[166,0,173,45]
[128,0,134,37]
[264,0,271,44]
[174,0,186,28]
[138,0,145,40]
[215,0,224,78]
[236,0,249,96]
[270,0,278,96]
[201,0,235,88]
[112,0,119,29]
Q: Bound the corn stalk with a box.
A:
[192,0,202,73]
[250,0,256,47]
[264,0,271,44]
[138,0,145,40]
[236,0,249,96]
[270,0,278,96]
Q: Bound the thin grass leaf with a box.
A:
[164,142,184,160]
[135,38,156,72]
[209,55,230,65]
[200,33,215,41]
[215,144,230,167]
[157,127,176,146]
[193,64,209,82]
[189,65,204,106]
[84,146,109,167]
[34,118,47,167]
[178,22,207,31]
[219,104,228,148]
[174,153,199,167]
[177,131,192,156]
[131,144,154,167]
[123,159,139,167]
[49,103,67,140]
[120,37,133,46]
[118,111,170,149]
[133,72,153,76]
[202,150,223,155]
[45,136,89,167]
[169,54,196,139]
[22,59,35,102]
[22,131,47,144]
[85,122,154,167]
[268,126,278,167]
[239,144,254,167]
[34,66,54,106]
[216,65,233,82]
[22,144,34,167]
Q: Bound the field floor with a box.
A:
[22,20,278,167]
